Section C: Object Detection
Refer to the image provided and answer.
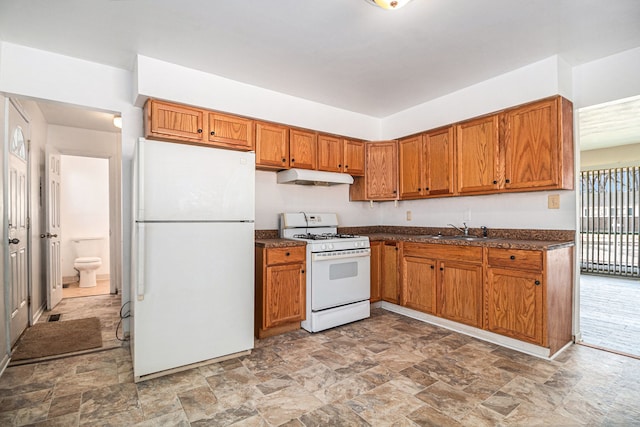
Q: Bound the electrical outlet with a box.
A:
[406,210,412,221]
[548,194,560,209]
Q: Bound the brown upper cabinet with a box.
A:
[146,100,206,144]
[317,134,343,173]
[456,115,501,194]
[145,99,254,151]
[343,139,365,176]
[502,97,573,191]
[399,126,455,199]
[255,122,290,170]
[350,141,398,201]
[399,135,423,199]
[455,96,573,195]
[289,129,317,170]
[206,112,254,150]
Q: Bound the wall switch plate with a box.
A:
[548,194,560,209]
[406,210,412,221]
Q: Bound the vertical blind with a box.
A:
[580,166,640,277]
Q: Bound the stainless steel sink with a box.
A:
[447,235,498,241]
[416,235,498,242]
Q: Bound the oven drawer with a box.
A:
[267,246,306,265]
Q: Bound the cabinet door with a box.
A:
[317,134,344,172]
[424,127,455,196]
[504,98,559,190]
[437,261,483,328]
[456,115,499,194]
[207,112,254,150]
[370,241,382,302]
[343,139,365,176]
[399,135,424,199]
[290,129,317,170]
[256,122,290,170]
[366,141,398,200]
[401,256,437,314]
[381,242,399,303]
[264,263,305,328]
[486,267,544,345]
[147,100,205,142]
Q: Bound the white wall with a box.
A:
[60,156,110,279]
[572,47,640,109]
[0,93,7,370]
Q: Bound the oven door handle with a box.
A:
[311,249,371,261]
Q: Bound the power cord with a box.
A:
[116,301,131,341]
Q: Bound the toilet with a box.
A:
[72,237,104,288]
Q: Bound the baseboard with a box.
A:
[32,304,46,325]
[0,353,9,377]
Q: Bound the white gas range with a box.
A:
[280,213,371,332]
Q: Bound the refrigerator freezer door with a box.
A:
[132,221,254,379]
[137,139,255,221]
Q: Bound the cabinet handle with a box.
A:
[286,252,290,256]
[395,247,398,251]
[425,187,429,191]
[505,179,511,184]
[417,188,421,191]
[291,158,295,162]
[430,265,434,269]
[510,255,516,260]
[197,129,203,133]
[534,280,541,286]
[393,190,397,194]
[493,180,497,185]
[440,267,444,271]
[210,131,215,136]
[345,165,349,169]
[301,270,305,274]
[282,158,286,162]
[338,164,342,168]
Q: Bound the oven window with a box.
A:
[329,262,358,280]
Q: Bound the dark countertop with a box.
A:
[365,233,574,250]
[255,226,575,251]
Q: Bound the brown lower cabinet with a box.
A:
[381,241,573,355]
[402,243,483,327]
[486,246,573,354]
[255,246,306,338]
[381,242,400,303]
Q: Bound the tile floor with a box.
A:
[580,274,640,356]
[1,298,640,426]
[62,280,111,299]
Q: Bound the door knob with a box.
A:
[8,238,20,244]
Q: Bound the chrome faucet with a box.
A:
[447,222,469,236]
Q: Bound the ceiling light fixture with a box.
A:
[364,0,413,10]
[113,116,122,129]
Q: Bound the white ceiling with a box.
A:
[579,96,640,151]
[1,0,639,144]
[35,101,121,134]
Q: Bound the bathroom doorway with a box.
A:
[60,155,111,299]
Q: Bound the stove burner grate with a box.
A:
[293,232,360,240]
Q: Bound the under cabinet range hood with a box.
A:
[277,168,354,186]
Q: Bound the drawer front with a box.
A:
[488,248,542,271]
[267,246,306,265]
[403,242,482,263]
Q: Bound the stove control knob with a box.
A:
[354,242,359,247]
[321,244,326,250]
[329,244,334,250]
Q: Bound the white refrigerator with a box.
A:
[131,138,255,381]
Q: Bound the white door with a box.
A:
[45,146,63,310]
[7,100,30,346]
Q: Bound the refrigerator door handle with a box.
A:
[137,138,145,221]
[137,223,146,301]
